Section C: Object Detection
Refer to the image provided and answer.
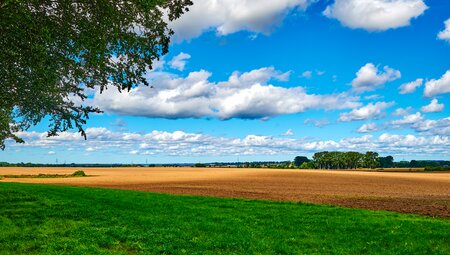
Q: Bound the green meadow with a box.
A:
[0,182,448,254]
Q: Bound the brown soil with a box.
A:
[1,167,449,218]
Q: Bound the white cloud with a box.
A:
[304,118,331,127]
[47,151,56,155]
[399,78,423,94]
[169,52,191,71]
[169,0,314,41]
[421,99,444,113]
[392,107,413,116]
[316,70,325,76]
[281,129,294,136]
[324,0,427,31]
[391,112,423,125]
[152,58,166,71]
[301,70,312,78]
[424,70,450,97]
[8,128,450,158]
[378,133,448,148]
[412,117,450,136]
[357,123,378,133]
[438,18,450,43]
[92,67,360,120]
[339,101,395,122]
[364,94,383,100]
[351,63,401,93]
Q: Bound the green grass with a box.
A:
[0,183,448,255]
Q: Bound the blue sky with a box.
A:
[2,0,450,164]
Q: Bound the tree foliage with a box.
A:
[378,156,394,168]
[311,151,381,169]
[0,0,192,149]
[293,156,309,167]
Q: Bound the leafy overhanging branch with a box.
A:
[0,0,192,149]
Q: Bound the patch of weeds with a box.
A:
[2,171,88,179]
[71,171,87,177]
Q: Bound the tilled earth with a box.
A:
[1,167,449,218]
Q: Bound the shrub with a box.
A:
[424,166,450,172]
[71,170,87,177]
[299,162,316,169]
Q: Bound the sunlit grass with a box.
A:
[0,182,448,254]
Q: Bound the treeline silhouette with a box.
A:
[1,151,449,171]
[0,162,190,167]
[239,151,449,170]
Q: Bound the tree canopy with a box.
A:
[293,156,310,167]
[0,0,192,149]
[312,151,380,169]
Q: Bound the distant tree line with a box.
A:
[0,162,140,167]
[1,155,449,171]
[236,152,449,170]
[297,152,449,170]
[0,162,182,167]
[309,151,386,169]
[290,152,388,169]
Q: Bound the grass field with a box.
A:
[1,182,448,254]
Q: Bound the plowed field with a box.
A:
[1,167,448,218]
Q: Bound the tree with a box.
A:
[293,156,310,167]
[409,160,419,168]
[379,156,394,168]
[299,161,316,169]
[0,0,192,149]
[363,151,379,169]
[313,151,327,169]
[344,151,363,169]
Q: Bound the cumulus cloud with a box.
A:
[169,52,191,71]
[281,129,294,136]
[438,18,450,43]
[92,67,360,120]
[339,102,395,122]
[351,63,401,93]
[324,0,428,31]
[169,0,314,41]
[411,117,450,136]
[391,112,423,125]
[381,113,450,137]
[8,128,450,158]
[399,78,423,94]
[421,99,444,113]
[357,123,378,133]
[364,94,383,100]
[424,70,450,97]
[392,107,413,116]
[378,133,448,148]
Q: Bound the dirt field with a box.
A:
[1,167,449,218]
